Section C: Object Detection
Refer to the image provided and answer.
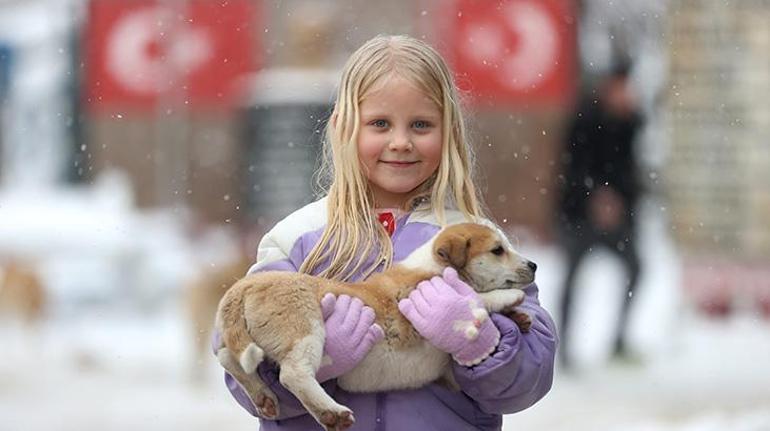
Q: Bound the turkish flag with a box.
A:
[442,0,576,107]
[84,0,259,112]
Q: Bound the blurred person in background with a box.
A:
[556,58,644,371]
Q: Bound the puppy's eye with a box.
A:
[491,246,505,256]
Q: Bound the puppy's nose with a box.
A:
[527,261,538,272]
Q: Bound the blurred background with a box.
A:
[0,0,769,430]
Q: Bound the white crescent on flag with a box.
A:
[105,6,213,95]
[460,1,559,91]
[501,1,558,90]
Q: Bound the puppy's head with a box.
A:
[432,222,536,292]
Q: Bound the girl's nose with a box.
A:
[389,129,413,151]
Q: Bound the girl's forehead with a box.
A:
[361,74,440,111]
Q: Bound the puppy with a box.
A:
[214,223,536,431]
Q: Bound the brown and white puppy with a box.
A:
[214,222,536,431]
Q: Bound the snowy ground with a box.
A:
[510,313,770,431]
[2,305,769,431]
[2,300,770,431]
[2,196,770,431]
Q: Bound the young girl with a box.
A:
[218,34,557,430]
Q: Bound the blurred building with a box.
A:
[71,0,581,241]
[0,0,79,188]
[666,0,770,257]
[1,0,767,315]
[665,0,770,314]
[81,0,258,226]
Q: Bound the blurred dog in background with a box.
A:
[0,259,46,327]
[185,251,252,384]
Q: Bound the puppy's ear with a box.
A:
[433,232,469,269]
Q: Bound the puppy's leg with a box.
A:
[502,309,533,332]
[479,289,532,332]
[217,345,280,419]
[479,289,525,313]
[279,321,354,431]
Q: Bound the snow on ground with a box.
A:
[0,304,254,431]
[2,271,769,431]
[1,192,769,431]
[508,313,770,431]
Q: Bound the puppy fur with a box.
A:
[214,222,536,431]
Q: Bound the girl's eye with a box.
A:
[371,119,389,128]
[413,120,431,129]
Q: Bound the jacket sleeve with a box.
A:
[218,230,338,421]
[451,283,558,415]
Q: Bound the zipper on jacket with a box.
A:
[375,392,385,431]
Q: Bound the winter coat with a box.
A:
[221,197,558,431]
[557,96,644,229]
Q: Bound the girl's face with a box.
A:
[357,75,443,208]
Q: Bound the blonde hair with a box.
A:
[300,34,485,281]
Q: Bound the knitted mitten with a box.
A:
[316,294,385,382]
[398,267,500,366]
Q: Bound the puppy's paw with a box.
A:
[502,308,532,333]
[255,392,279,419]
[319,408,355,431]
[511,310,532,332]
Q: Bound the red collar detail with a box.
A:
[377,211,396,237]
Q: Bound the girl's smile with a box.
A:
[380,160,419,167]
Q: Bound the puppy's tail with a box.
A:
[239,343,264,374]
[219,283,264,374]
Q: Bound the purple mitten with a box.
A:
[398,267,500,366]
[316,294,385,382]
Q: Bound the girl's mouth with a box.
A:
[380,161,418,167]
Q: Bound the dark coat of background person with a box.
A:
[555,68,645,370]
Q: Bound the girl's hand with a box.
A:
[588,185,625,231]
[316,294,385,382]
[398,267,500,366]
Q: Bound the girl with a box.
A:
[218,34,557,430]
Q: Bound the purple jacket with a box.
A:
[221,198,558,430]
